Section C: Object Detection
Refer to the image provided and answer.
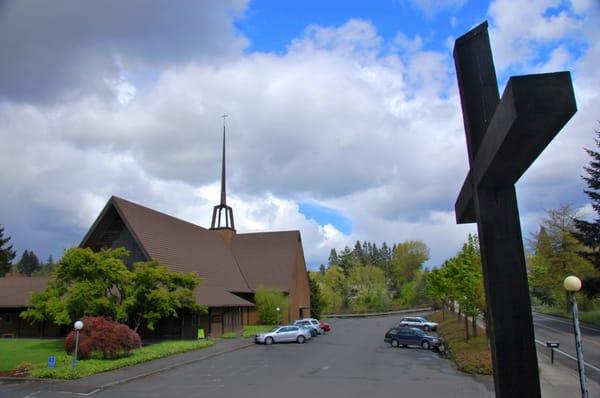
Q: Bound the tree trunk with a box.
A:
[442,302,445,320]
[472,315,477,337]
[464,315,469,341]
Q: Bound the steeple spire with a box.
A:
[220,115,227,205]
[210,115,235,232]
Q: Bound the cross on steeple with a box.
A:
[210,115,235,231]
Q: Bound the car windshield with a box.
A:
[269,327,280,333]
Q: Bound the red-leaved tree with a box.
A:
[65,316,141,359]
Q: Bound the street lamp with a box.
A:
[564,275,588,398]
[276,307,280,325]
[72,320,84,369]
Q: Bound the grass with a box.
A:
[0,338,65,371]
[534,306,600,328]
[429,311,492,375]
[29,339,214,379]
[220,332,238,339]
[241,325,274,338]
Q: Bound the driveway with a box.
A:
[3,313,494,398]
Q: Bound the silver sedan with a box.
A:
[255,325,311,344]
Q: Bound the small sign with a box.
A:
[48,355,55,368]
[197,329,205,339]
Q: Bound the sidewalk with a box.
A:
[13,337,254,396]
[539,350,600,398]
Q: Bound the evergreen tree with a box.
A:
[328,248,339,267]
[319,264,326,275]
[0,225,16,277]
[17,249,41,276]
[353,241,365,266]
[573,127,600,295]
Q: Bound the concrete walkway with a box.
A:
[539,350,600,398]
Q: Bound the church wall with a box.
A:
[0,308,64,338]
[287,241,311,321]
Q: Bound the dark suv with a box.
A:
[384,327,444,351]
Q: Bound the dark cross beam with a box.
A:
[453,22,576,397]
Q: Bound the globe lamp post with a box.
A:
[72,320,84,369]
[276,307,280,325]
[564,275,588,398]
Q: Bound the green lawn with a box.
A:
[32,339,214,379]
[0,338,64,371]
[0,338,214,379]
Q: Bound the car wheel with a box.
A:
[265,337,274,345]
[297,335,306,344]
[421,340,431,350]
[424,325,430,331]
[391,339,399,348]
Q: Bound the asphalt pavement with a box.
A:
[533,311,600,385]
[1,314,494,398]
[3,312,598,398]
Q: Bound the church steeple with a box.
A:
[210,115,235,234]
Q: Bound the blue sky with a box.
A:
[0,0,599,269]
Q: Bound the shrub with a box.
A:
[255,287,288,325]
[65,316,141,360]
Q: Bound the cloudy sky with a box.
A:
[1,0,598,269]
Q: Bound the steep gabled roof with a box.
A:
[232,231,301,292]
[81,196,253,308]
[0,276,50,307]
[79,196,306,308]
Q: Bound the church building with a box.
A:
[0,123,311,338]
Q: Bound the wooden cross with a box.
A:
[453,22,576,397]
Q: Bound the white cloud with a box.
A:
[0,6,599,272]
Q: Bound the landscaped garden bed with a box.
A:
[0,337,214,379]
[429,311,492,375]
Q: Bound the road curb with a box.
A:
[323,307,432,318]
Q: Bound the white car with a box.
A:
[398,316,438,331]
[293,318,323,335]
[255,325,311,344]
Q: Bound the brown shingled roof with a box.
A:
[232,231,301,292]
[0,276,50,307]
[96,197,251,292]
[77,196,305,309]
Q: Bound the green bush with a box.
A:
[255,287,288,325]
[242,325,275,338]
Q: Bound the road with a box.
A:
[533,311,600,384]
[1,314,494,398]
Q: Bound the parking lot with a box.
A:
[4,313,494,398]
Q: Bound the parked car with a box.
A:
[296,323,317,337]
[398,316,438,331]
[319,321,331,333]
[255,326,311,344]
[293,319,323,335]
[384,327,444,351]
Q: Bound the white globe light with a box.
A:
[276,307,280,311]
[564,275,582,292]
[74,320,84,330]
